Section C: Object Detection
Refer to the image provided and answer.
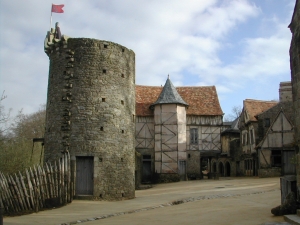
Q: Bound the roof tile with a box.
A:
[244,99,278,121]
[136,85,223,116]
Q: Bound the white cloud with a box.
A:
[192,0,259,39]
[0,0,294,119]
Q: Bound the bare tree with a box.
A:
[0,91,12,136]
[224,105,242,122]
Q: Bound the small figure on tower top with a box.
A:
[54,22,61,39]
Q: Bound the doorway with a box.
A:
[219,162,224,177]
[179,160,186,181]
[142,155,152,183]
[76,156,94,195]
[225,161,231,177]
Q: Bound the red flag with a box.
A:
[52,4,64,13]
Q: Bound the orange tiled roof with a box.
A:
[244,99,278,122]
[136,85,223,116]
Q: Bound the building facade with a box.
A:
[256,83,295,177]
[238,99,278,176]
[135,78,223,182]
[210,118,240,177]
[289,0,300,201]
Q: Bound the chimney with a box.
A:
[279,81,292,102]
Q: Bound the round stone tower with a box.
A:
[44,35,135,200]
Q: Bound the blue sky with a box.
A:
[0,0,295,120]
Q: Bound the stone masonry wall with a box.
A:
[258,168,281,178]
[186,150,200,179]
[44,38,136,200]
[290,0,300,201]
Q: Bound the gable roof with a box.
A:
[243,99,278,122]
[256,101,294,124]
[256,109,294,149]
[136,85,223,116]
[151,77,188,107]
[222,117,240,134]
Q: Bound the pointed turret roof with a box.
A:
[150,77,189,108]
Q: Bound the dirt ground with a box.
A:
[4,177,287,225]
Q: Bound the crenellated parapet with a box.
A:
[44,28,70,56]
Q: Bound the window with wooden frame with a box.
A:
[190,128,198,145]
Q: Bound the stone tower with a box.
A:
[151,77,188,180]
[44,33,136,200]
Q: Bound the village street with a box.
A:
[4,177,288,225]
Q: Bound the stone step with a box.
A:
[284,214,300,225]
[297,209,300,217]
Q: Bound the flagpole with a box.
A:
[50,4,52,32]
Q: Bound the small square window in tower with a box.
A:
[190,128,198,145]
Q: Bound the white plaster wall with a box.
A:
[259,149,271,167]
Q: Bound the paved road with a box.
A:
[4,177,287,225]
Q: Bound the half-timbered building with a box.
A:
[135,77,223,182]
[256,82,295,177]
[238,99,278,176]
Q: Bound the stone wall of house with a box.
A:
[279,82,293,102]
[258,168,281,178]
[44,37,136,200]
[289,0,300,201]
[290,2,300,149]
[186,150,200,179]
[135,151,141,189]
[210,158,236,177]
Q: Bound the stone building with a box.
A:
[210,117,240,177]
[256,82,295,177]
[44,32,136,200]
[238,99,278,176]
[135,77,223,182]
[289,0,300,202]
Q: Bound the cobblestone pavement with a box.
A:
[4,177,289,225]
[65,189,278,224]
[260,223,291,225]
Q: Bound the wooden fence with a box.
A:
[0,152,73,215]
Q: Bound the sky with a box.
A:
[0,0,296,121]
